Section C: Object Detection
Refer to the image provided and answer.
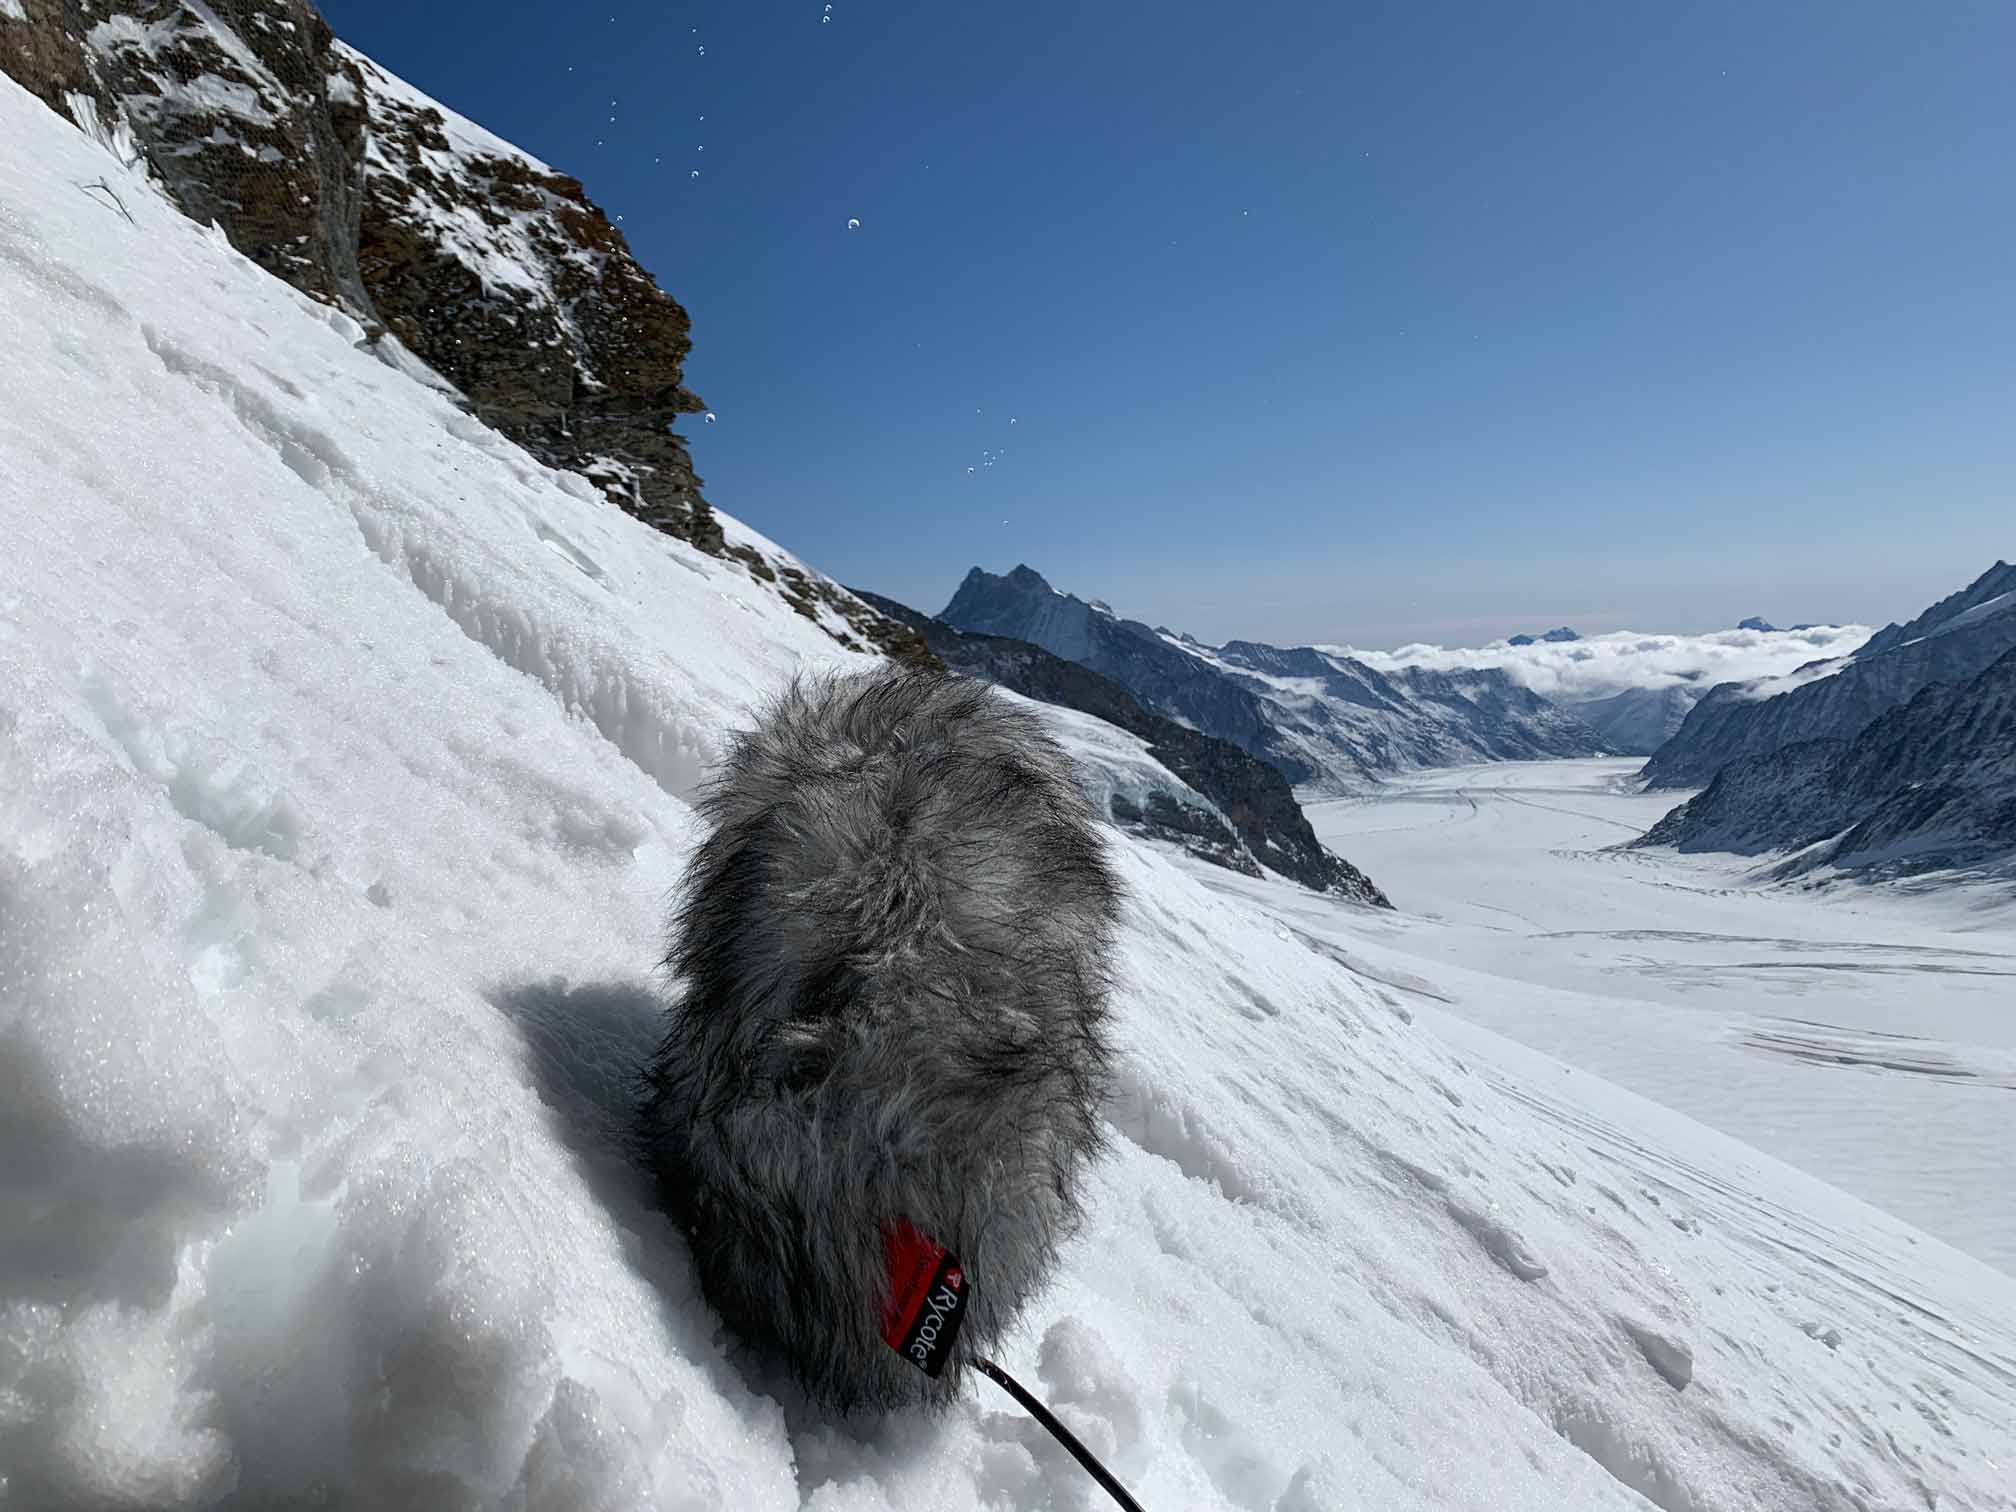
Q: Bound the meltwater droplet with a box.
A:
[847,217,861,231]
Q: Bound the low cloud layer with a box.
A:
[1331,625,1874,703]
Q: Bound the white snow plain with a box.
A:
[1302,761,2016,1276]
[4,75,2015,1510]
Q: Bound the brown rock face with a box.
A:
[1,0,371,310]
[342,47,722,552]
[0,0,934,667]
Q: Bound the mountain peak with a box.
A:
[1004,563,1055,592]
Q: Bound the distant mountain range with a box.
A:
[855,591,1390,904]
[940,566,1609,793]
[1571,684,1703,756]
[1642,562,2016,790]
[1508,627,1581,645]
[1637,645,2016,881]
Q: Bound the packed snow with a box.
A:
[5,73,2015,1512]
[1336,626,1873,703]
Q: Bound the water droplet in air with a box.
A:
[704,412,717,424]
[691,169,701,179]
[697,45,705,55]
[847,217,861,231]
[966,467,975,475]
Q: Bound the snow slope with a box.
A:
[5,77,2016,1511]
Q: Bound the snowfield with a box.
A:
[4,74,2015,1512]
[1303,762,2016,1274]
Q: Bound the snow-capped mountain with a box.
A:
[1642,562,2016,790]
[1570,683,1704,755]
[855,591,1391,903]
[1638,646,2016,881]
[6,43,2016,1512]
[940,566,1608,792]
[0,0,929,667]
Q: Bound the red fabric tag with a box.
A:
[880,1217,946,1349]
[880,1218,969,1376]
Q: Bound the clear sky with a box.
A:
[322,0,2012,648]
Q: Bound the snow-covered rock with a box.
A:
[858,589,1390,902]
[1640,647,2016,881]
[1643,562,2016,789]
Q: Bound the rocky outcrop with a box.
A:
[1636,738,1852,855]
[1,0,371,307]
[940,565,1607,792]
[0,0,930,667]
[857,590,1391,905]
[1637,647,2016,881]
[336,47,718,548]
[1641,563,2016,790]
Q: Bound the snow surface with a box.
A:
[5,76,2016,1510]
[1335,627,1873,703]
[1018,697,1246,856]
[1305,761,2016,1273]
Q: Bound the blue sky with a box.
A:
[323,0,2012,647]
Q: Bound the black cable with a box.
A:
[976,1357,1148,1512]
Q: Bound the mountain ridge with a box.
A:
[941,565,1609,792]
[1641,562,2016,790]
[1637,647,2016,881]
[856,590,1392,905]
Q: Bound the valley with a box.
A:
[1226,760,2016,1271]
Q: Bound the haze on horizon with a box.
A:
[323,1,2014,649]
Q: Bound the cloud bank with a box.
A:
[1329,625,1874,703]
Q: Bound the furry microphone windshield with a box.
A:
[643,668,1122,1413]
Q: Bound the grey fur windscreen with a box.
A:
[642,668,1123,1412]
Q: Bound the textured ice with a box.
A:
[3,71,2014,1511]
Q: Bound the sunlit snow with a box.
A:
[3,73,2013,1511]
